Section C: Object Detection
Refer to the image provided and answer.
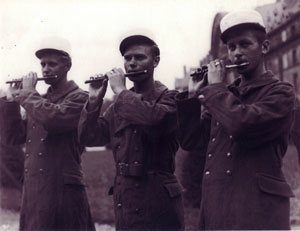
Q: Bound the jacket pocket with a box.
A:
[63,174,85,186]
[164,182,182,198]
[257,173,294,197]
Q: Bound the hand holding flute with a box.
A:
[190,61,249,81]
[188,59,249,98]
[87,74,108,111]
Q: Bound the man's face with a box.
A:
[40,54,69,85]
[123,44,159,82]
[226,30,265,75]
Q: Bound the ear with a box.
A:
[153,56,160,68]
[261,40,270,55]
[64,63,72,72]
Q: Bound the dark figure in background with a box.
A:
[0,38,95,231]
[78,34,184,231]
[291,106,300,165]
[176,10,295,230]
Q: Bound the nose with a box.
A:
[128,57,137,67]
[233,46,243,58]
[42,64,50,75]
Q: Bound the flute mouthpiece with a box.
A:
[225,63,249,69]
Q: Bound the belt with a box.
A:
[116,163,145,176]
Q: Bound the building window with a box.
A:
[293,49,297,65]
[288,50,294,68]
[282,53,288,69]
[281,30,287,42]
[293,73,299,93]
[297,45,300,64]
[291,24,296,36]
[269,57,280,73]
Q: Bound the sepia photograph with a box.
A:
[1,0,300,230]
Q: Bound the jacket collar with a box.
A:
[129,80,168,102]
[45,80,79,102]
[228,71,278,96]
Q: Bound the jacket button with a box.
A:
[229,135,233,139]
[38,152,43,156]
[208,153,212,158]
[198,95,205,99]
[135,208,140,213]
[24,168,28,173]
[117,203,122,208]
[39,168,44,172]
[28,139,31,143]
[41,138,45,142]
[226,170,232,176]
[216,121,219,126]
[117,145,121,149]
[25,153,30,158]
[133,129,137,134]
[134,161,139,164]
[226,152,231,157]
[212,137,216,142]
[205,171,210,176]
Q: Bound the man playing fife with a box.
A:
[176,10,295,230]
[79,34,184,231]
[0,37,95,231]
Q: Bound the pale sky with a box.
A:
[0,0,275,98]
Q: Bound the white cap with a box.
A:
[35,36,72,59]
[220,10,266,42]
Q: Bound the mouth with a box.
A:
[234,62,249,69]
[125,70,147,77]
[235,61,248,65]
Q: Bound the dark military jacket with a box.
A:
[79,81,184,231]
[0,81,95,231]
[176,71,295,230]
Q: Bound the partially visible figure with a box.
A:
[176,10,295,230]
[291,106,300,166]
[0,89,24,210]
[79,34,184,231]
[0,37,95,231]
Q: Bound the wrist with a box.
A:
[188,91,198,99]
[87,98,103,111]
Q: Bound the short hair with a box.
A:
[59,54,72,70]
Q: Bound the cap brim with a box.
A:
[221,23,266,43]
[119,35,157,55]
[35,48,69,59]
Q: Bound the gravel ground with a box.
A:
[0,209,114,231]
[1,208,300,230]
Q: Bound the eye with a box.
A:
[49,62,58,67]
[240,41,251,48]
[227,44,235,52]
[40,62,45,67]
[124,55,131,62]
[135,55,145,60]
